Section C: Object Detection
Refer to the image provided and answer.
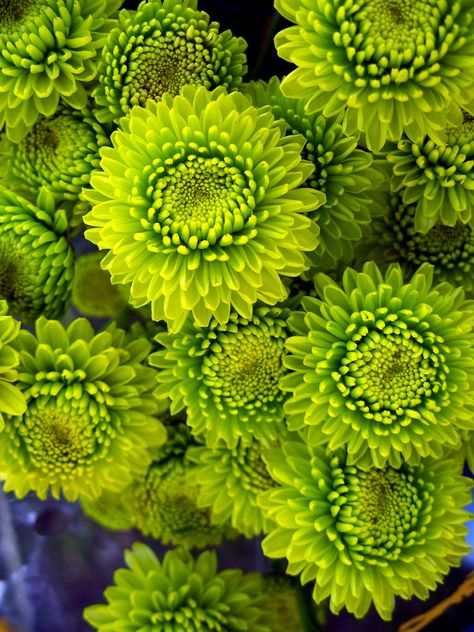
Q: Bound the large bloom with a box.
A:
[0,301,26,429]
[0,317,165,500]
[274,0,474,151]
[0,186,74,324]
[152,306,290,447]
[388,112,474,231]
[83,86,323,331]
[84,543,272,631]
[260,441,472,621]
[242,76,383,268]
[282,262,474,468]
[93,0,247,124]
[0,0,121,142]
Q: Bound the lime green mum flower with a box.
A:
[360,192,474,292]
[83,86,323,331]
[388,112,474,232]
[0,301,26,429]
[152,306,290,447]
[0,0,121,142]
[0,186,74,324]
[274,0,474,151]
[80,489,135,532]
[187,438,277,537]
[283,262,474,468]
[242,76,383,268]
[93,0,247,124]
[84,543,272,631]
[0,317,165,501]
[260,441,472,621]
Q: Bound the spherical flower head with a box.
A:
[260,441,473,621]
[388,112,474,232]
[93,0,248,124]
[152,306,291,447]
[282,261,474,468]
[360,192,474,292]
[80,489,135,532]
[0,186,74,324]
[0,317,166,501]
[274,0,474,151]
[242,76,384,268]
[0,102,110,233]
[83,85,323,332]
[0,0,122,142]
[0,300,26,429]
[187,438,277,538]
[84,543,272,631]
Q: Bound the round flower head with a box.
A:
[80,489,135,532]
[83,85,323,332]
[152,306,290,447]
[0,186,74,324]
[242,76,383,268]
[282,261,474,468]
[0,0,122,142]
[388,112,474,232]
[360,192,474,292]
[0,317,166,501]
[260,441,473,621]
[274,0,474,151]
[93,0,248,124]
[0,301,26,429]
[187,438,277,538]
[0,103,110,233]
[84,543,272,631]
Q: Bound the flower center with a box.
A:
[0,237,35,314]
[356,0,432,48]
[0,0,40,35]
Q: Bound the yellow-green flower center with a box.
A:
[0,0,39,35]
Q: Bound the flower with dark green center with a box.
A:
[152,306,290,447]
[84,543,272,631]
[187,438,277,537]
[242,76,383,268]
[0,103,110,233]
[359,192,474,292]
[260,441,472,621]
[83,86,323,331]
[0,186,74,324]
[282,261,474,468]
[274,0,474,151]
[388,112,474,232]
[80,489,135,531]
[0,300,26,429]
[0,0,121,142]
[93,0,247,124]
[0,317,165,501]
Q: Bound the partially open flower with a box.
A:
[0,186,74,324]
[0,301,26,430]
[260,441,472,621]
[274,0,474,151]
[84,544,272,631]
[283,262,474,468]
[93,0,248,124]
[0,317,165,500]
[83,86,323,331]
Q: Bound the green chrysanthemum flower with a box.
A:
[0,103,110,233]
[187,438,276,537]
[360,192,474,292]
[0,0,121,142]
[260,441,472,621]
[84,543,272,631]
[72,251,128,318]
[388,112,474,232]
[83,85,323,331]
[80,488,135,532]
[152,306,290,447]
[274,0,474,151]
[0,301,26,429]
[242,76,383,268]
[0,186,74,324]
[93,0,248,124]
[282,262,474,468]
[0,317,165,500]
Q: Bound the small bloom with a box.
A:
[80,489,135,532]
[0,300,26,430]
